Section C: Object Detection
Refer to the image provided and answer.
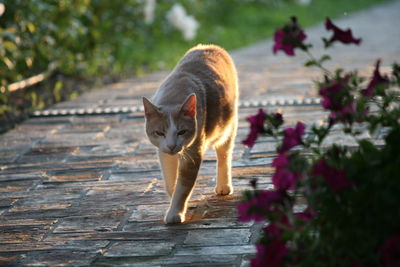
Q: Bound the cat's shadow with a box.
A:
[183,193,242,224]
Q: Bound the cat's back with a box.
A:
[155,44,238,107]
[177,44,237,86]
[179,44,233,67]
[176,44,238,104]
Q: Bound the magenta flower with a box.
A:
[273,17,307,56]
[295,208,317,222]
[319,78,349,111]
[264,216,290,239]
[325,18,361,46]
[272,154,302,190]
[361,59,389,97]
[380,234,400,267]
[279,122,305,153]
[242,109,267,148]
[237,190,285,222]
[319,77,360,124]
[251,240,287,267]
[272,153,290,168]
[312,158,352,192]
[273,169,300,190]
[328,103,358,123]
[237,201,255,222]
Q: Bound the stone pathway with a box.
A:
[1,1,399,266]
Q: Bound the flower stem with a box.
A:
[305,50,332,77]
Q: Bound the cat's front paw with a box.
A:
[215,184,233,196]
[164,209,185,224]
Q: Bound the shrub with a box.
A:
[239,17,400,266]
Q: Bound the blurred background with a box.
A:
[0,0,387,132]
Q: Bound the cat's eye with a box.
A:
[155,131,165,137]
[177,130,187,136]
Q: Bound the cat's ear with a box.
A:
[180,93,196,119]
[142,97,160,120]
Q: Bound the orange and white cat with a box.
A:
[143,44,238,224]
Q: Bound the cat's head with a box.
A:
[143,94,197,155]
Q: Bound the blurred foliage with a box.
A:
[0,0,388,130]
[0,0,388,84]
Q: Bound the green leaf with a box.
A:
[305,60,318,67]
[0,93,8,103]
[319,54,331,64]
[358,139,377,154]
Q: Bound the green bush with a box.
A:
[0,0,388,126]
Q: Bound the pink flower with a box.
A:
[379,234,400,267]
[325,18,361,46]
[272,154,302,190]
[255,190,285,211]
[237,190,285,222]
[319,77,359,124]
[273,169,299,190]
[312,158,352,192]
[273,17,307,56]
[272,153,290,168]
[328,103,358,123]
[295,208,317,222]
[279,122,305,153]
[319,78,349,111]
[237,201,254,222]
[242,109,267,148]
[361,59,389,97]
[264,216,290,239]
[263,208,315,240]
[251,240,287,267]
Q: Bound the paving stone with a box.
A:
[174,245,256,256]
[0,254,18,266]
[129,204,170,222]
[18,250,99,267]
[0,219,57,227]
[123,219,252,232]
[0,224,52,243]
[0,242,62,253]
[95,254,239,267]
[53,212,126,233]
[14,192,82,207]
[45,230,175,243]
[0,172,44,182]
[183,229,251,246]
[104,241,175,257]
[14,146,78,164]
[0,199,17,209]
[8,203,72,214]
[0,180,36,193]
[108,171,160,181]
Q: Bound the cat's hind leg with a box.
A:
[158,151,179,198]
[214,133,235,196]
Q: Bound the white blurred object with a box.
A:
[296,0,312,6]
[0,3,5,17]
[166,4,199,41]
[144,0,156,25]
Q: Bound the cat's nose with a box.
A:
[168,145,176,152]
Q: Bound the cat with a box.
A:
[142,44,238,224]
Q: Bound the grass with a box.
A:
[116,0,389,75]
